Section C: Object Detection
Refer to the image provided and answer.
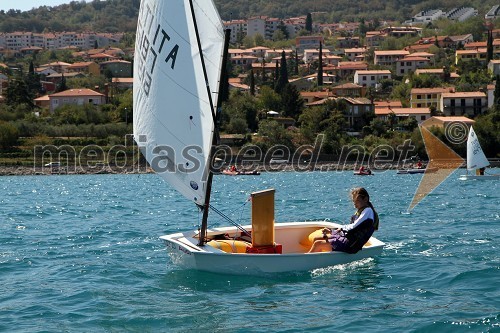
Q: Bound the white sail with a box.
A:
[466,127,489,170]
[133,0,225,205]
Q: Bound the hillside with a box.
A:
[0,0,498,33]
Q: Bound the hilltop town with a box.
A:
[0,4,499,174]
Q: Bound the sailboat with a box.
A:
[133,0,384,275]
[459,127,499,180]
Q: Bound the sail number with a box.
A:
[136,3,180,96]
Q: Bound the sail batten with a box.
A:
[466,127,489,170]
[133,0,225,205]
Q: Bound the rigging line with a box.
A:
[209,204,251,237]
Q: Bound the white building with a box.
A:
[354,70,392,88]
[404,9,444,25]
[395,56,431,76]
[488,60,500,76]
[303,48,331,64]
[485,5,500,19]
[445,7,478,21]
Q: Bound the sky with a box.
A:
[0,0,91,12]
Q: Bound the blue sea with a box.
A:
[1,170,499,332]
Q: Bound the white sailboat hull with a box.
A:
[459,174,500,180]
[160,221,384,275]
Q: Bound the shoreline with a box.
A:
[0,162,475,176]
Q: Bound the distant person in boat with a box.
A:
[477,167,485,175]
[416,161,423,169]
[308,187,379,254]
[358,166,371,175]
[230,165,237,172]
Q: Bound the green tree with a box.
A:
[0,122,19,149]
[298,106,330,142]
[4,78,34,108]
[473,109,500,157]
[254,33,265,46]
[257,86,281,112]
[281,84,303,120]
[277,20,289,40]
[242,35,254,48]
[305,13,312,32]
[258,119,294,149]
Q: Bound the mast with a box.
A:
[187,0,230,245]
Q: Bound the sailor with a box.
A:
[308,187,379,254]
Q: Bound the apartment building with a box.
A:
[295,36,323,52]
[395,56,431,76]
[246,16,280,40]
[224,19,247,44]
[354,70,391,88]
[344,48,366,62]
[376,107,431,123]
[410,87,455,109]
[0,31,122,51]
[455,48,488,65]
[365,31,386,48]
[302,48,331,64]
[331,83,366,98]
[374,50,410,66]
[334,61,369,79]
[65,61,100,76]
[440,91,487,117]
[342,97,374,130]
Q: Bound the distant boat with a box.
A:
[133,0,384,275]
[221,169,260,176]
[459,127,499,181]
[396,167,438,174]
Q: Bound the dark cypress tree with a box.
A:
[317,42,323,86]
[27,60,41,97]
[57,73,67,92]
[305,13,312,32]
[249,69,255,96]
[274,60,279,88]
[275,51,289,94]
[280,51,288,83]
[487,29,494,62]
[261,58,266,82]
[294,49,299,75]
